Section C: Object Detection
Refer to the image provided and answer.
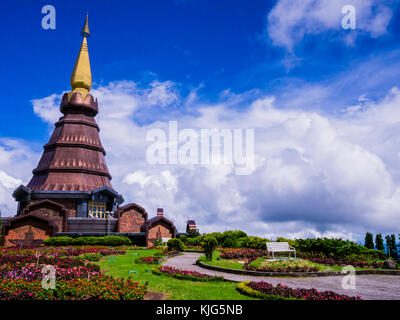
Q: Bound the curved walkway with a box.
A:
[162,252,400,300]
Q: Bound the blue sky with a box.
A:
[1,0,400,240]
[2,0,400,140]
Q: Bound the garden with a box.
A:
[194,232,398,274]
[0,231,398,300]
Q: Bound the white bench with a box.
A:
[266,242,296,259]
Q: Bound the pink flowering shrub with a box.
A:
[153,266,224,282]
[0,264,101,282]
[137,257,158,264]
[303,257,385,269]
[246,281,362,300]
[220,249,268,259]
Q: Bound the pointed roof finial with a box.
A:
[81,13,91,37]
[69,14,92,101]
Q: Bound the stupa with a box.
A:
[13,14,123,219]
[1,15,189,248]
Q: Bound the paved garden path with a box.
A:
[162,252,400,300]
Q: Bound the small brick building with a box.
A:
[1,17,196,248]
[141,209,177,247]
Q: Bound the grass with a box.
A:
[198,251,244,270]
[96,249,257,300]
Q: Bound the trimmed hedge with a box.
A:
[43,235,132,246]
[167,239,185,252]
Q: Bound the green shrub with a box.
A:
[186,237,199,246]
[220,230,247,246]
[200,235,218,260]
[179,235,188,244]
[167,238,185,252]
[294,238,387,260]
[187,229,200,238]
[102,235,131,246]
[44,235,131,247]
[43,236,73,246]
[237,236,270,249]
[222,237,239,248]
[276,237,295,247]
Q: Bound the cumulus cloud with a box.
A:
[3,78,400,241]
[0,138,41,217]
[266,0,394,51]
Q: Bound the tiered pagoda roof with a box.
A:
[27,14,113,192]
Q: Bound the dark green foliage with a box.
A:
[211,230,248,248]
[178,235,188,244]
[375,234,384,251]
[186,237,200,246]
[237,236,269,249]
[385,234,399,261]
[43,236,74,246]
[294,238,386,260]
[195,231,269,249]
[222,237,239,248]
[167,238,185,252]
[187,229,200,238]
[276,237,295,246]
[43,235,131,246]
[364,232,374,249]
[200,235,218,260]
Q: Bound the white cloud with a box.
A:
[31,93,62,124]
[266,0,393,51]
[3,79,400,241]
[0,138,41,217]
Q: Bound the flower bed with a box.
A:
[244,257,319,272]
[0,264,101,282]
[0,247,126,258]
[152,266,224,282]
[136,256,159,264]
[220,249,268,259]
[237,281,362,300]
[303,257,385,269]
[0,276,147,300]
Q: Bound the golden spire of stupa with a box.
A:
[69,13,92,101]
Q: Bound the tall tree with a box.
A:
[375,234,384,251]
[385,235,392,257]
[364,232,374,249]
[390,234,399,261]
[385,234,399,260]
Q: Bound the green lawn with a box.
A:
[198,251,244,270]
[96,249,257,300]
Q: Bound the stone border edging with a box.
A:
[196,260,400,277]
